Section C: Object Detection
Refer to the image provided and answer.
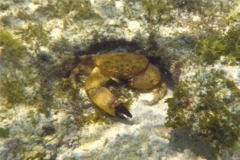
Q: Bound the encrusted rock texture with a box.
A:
[0,0,240,159]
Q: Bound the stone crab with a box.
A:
[71,52,167,118]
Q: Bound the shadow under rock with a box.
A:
[169,128,217,160]
[111,116,135,125]
[74,38,143,56]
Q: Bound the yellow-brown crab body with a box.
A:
[92,53,161,88]
[76,53,166,118]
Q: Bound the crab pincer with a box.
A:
[83,53,166,118]
[115,104,132,118]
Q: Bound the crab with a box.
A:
[71,52,167,118]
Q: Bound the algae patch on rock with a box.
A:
[0,29,26,64]
[196,26,240,65]
[166,69,240,155]
[0,29,28,108]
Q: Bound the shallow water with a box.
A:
[0,1,240,159]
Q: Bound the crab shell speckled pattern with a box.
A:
[93,53,149,79]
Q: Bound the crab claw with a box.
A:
[115,104,132,118]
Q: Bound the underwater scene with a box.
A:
[0,0,240,159]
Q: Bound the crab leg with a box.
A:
[128,63,167,105]
[85,67,132,118]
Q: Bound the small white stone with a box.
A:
[192,15,201,22]
[115,0,124,12]
[127,21,141,32]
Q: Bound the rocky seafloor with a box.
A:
[0,0,240,159]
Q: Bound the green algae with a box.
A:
[1,137,52,159]
[21,22,49,47]
[166,69,240,155]
[141,0,173,24]
[35,0,100,20]
[0,29,28,108]
[54,77,81,102]
[171,0,220,14]
[196,26,240,64]
[141,0,230,26]
[0,29,51,111]
[0,127,10,138]
[0,73,27,108]
[0,1,11,10]
[0,29,27,66]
